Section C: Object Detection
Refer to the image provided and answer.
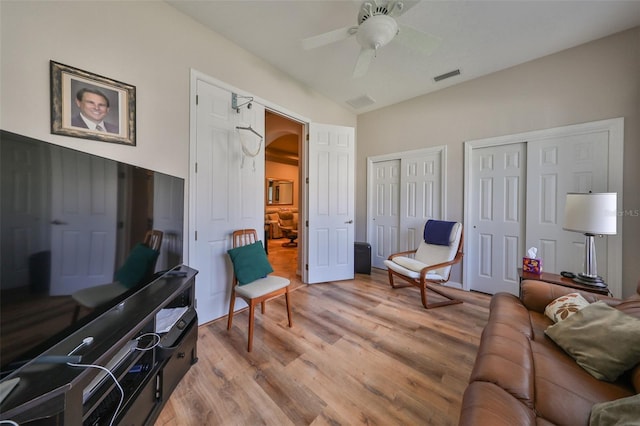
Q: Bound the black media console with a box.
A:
[0,266,199,425]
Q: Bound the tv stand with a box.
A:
[0,266,198,425]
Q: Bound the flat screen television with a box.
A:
[0,130,185,377]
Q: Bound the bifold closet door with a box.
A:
[467,143,526,296]
[370,150,444,270]
[525,132,609,279]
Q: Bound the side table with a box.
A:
[518,268,610,297]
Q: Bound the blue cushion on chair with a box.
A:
[227,241,273,285]
[423,220,456,246]
[114,243,160,288]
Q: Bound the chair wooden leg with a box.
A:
[423,283,463,309]
[71,305,81,324]
[420,284,428,309]
[387,268,396,288]
[261,301,266,314]
[388,269,411,289]
[227,291,236,330]
[248,300,256,352]
[285,289,293,327]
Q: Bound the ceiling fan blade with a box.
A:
[352,48,376,78]
[387,0,421,18]
[301,26,357,50]
[395,23,441,55]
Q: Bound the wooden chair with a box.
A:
[227,229,292,352]
[71,230,163,322]
[384,221,463,309]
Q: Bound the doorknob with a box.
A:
[51,220,68,225]
[345,220,353,224]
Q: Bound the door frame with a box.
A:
[463,118,624,297]
[366,145,447,267]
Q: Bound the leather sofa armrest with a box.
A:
[520,280,619,313]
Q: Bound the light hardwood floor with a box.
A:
[156,255,490,426]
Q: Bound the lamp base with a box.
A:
[573,273,608,288]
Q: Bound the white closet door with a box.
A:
[371,159,400,269]
[525,132,609,277]
[464,118,623,297]
[368,148,445,271]
[400,152,443,252]
[468,143,526,296]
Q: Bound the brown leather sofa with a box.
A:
[459,280,640,425]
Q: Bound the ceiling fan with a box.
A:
[301,0,440,78]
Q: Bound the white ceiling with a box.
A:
[167,0,640,114]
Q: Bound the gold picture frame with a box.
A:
[50,60,136,146]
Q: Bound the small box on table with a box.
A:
[523,257,542,274]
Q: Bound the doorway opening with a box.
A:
[264,110,303,289]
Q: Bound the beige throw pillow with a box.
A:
[545,301,640,382]
[545,292,590,322]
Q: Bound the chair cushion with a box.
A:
[392,256,429,273]
[383,259,445,281]
[227,241,273,285]
[266,213,279,222]
[234,275,290,298]
[114,243,160,288]
[414,223,461,277]
[423,219,457,245]
[72,282,129,308]
[278,211,295,228]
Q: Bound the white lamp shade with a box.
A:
[563,192,617,235]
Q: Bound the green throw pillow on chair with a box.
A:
[115,243,160,288]
[227,241,273,285]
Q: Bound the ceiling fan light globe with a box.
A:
[355,14,398,50]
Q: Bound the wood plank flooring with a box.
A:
[155,266,490,426]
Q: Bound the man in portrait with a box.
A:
[71,87,119,134]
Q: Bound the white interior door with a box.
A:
[400,152,444,252]
[192,78,265,324]
[49,147,118,295]
[368,148,445,270]
[526,132,609,276]
[371,159,400,269]
[307,123,355,283]
[468,143,526,295]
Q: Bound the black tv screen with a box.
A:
[0,130,185,376]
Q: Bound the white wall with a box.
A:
[0,0,355,180]
[357,27,640,297]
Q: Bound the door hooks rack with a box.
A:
[232,93,254,113]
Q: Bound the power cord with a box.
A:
[134,332,161,351]
[66,362,123,426]
[0,420,19,425]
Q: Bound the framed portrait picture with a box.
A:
[50,61,136,146]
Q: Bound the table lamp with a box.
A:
[563,192,617,287]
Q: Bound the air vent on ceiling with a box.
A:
[346,94,376,109]
[434,69,461,82]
